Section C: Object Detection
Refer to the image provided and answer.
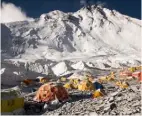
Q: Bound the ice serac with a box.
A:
[1,5,141,74]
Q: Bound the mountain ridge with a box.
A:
[1,5,141,66]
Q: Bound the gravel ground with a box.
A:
[39,80,141,115]
[3,71,141,115]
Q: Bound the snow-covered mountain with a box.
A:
[1,5,142,85]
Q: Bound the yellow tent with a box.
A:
[135,66,142,70]
[78,79,94,91]
[64,79,80,89]
[115,81,129,88]
[64,82,72,89]
[60,77,67,82]
[1,86,24,114]
[92,89,104,98]
[128,67,136,72]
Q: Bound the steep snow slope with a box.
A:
[1,5,141,79]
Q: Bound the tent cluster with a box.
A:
[2,65,141,114]
[119,66,142,82]
[32,71,106,102]
[98,72,115,82]
[21,77,49,86]
[20,66,141,103]
[33,66,142,101]
[63,71,105,98]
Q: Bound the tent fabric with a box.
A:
[78,79,94,91]
[1,86,24,113]
[128,67,136,72]
[132,72,141,78]
[60,77,67,82]
[34,83,69,102]
[119,71,132,77]
[64,79,80,89]
[36,76,48,83]
[64,83,73,89]
[108,72,115,80]
[132,72,142,82]
[135,66,142,70]
[1,98,24,113]
[70,79,80,89]
[115,81,129,88]
[93,82,104,90]
[92,89,104,98]
[21,79,34,86]
[39,78,48,83]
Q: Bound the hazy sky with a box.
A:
[1,0,141,23]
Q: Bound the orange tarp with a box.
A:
[22,79,33,85]
[34,83,69,102]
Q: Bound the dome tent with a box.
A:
[92,89,104,98]
[34,83,69,102]
[64,71,95,91]
[78,78,94,91]
[64,78,81,89]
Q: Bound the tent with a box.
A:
[119,71,132,77]
[132,71,142,82]
[115,81,129,88]
[64,82,73,89]
[34,83,69,102]
[78,79,94,91]
[93,81,104,90]
[21,79,34,86]
[128,67,136,72]
[92,89,104,98]
[1,86,24,114]
[64,79,80,89]
[60,77,68,82]
[135,66,142,70]
[36,76,48,83]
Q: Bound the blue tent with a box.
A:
[93,82,104,90]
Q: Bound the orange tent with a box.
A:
[21,79,34,86]
[34,83,69,102]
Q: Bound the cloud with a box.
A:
[80,0,87,6]
[96,1,107,7]
[80,0,107,7]
[1,2,33,23]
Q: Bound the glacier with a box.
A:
[1,5,141,85]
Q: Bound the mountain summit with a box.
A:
[1,6,141,67]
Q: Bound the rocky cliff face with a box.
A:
[1,5,141,85]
